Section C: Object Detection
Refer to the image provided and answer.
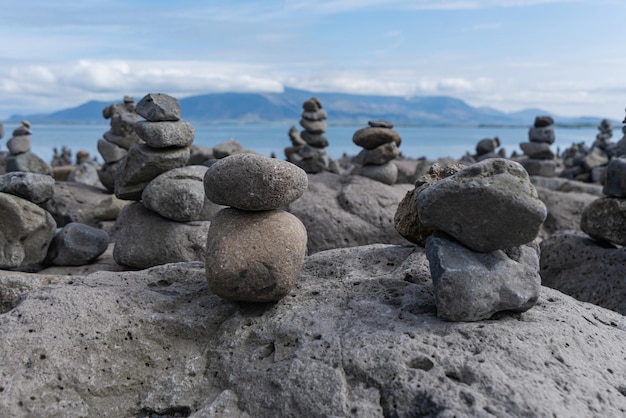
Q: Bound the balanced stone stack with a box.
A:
[204,153,308,302]
[112,93,209,269]
[285,98,338,174]
[394,158,547,321]
[560,118,614,183]
[519,116,557,177]
[97,97,142,191]
[579,156,626,245]
[351,120,401,185]
[5,120,52,176]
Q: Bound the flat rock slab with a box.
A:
[1,245,626,417]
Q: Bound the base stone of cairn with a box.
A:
[285,98,339,174]
[111,93,206,269]
[351,120,401,185]
[5,121,52,176]
[395,158,547,321]
[204,153,308,302]
[519,116,557,177]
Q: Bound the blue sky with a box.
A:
[1,0,625,120]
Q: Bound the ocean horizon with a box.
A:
[0,122,606,165]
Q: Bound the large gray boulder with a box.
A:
[5,151,52,176]
[286,172,413,254]
[535,186,597,238]
[2,245,626,416]
[113,202,210,269]
[0,172,55,204]
[0,192,56,268]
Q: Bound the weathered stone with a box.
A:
[136,93,182,122]
[580,197,626,245]
[301,109,327,121]
[603,157,626,197]
[6,135,31,154]
[353,127,402,150]
[97,161,121,193]
[394,188,437,246]
[68,161,103,188]
[426,231,541,322]
[302,97,322,111]
[103,129,142,150]
[520,142,554,160]
[40,182,128,228]
[113,202,210,269]
[520,158,557,177]
[583,147,609,170]
[354,161,398,185]
[213,139,244,159]
[354,141,399,166]
[205,208,307,302]
[204,154,308,211]
[5,152,52,176]
[299,118,327,134]
[97,139,127,164]
[528,125,555,144]
[133,120,194,148]
[417,158,547,252]
[300,131,328,148]
[44,222,109,266]
[0,192,56,268]
[142,165,222,222]
[533,115,554,127]
[115,144,191,201]
[0,172,54,204]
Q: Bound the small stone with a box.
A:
[520,159,557,177]
[368,120,394,129]
[301,109,328,121]
[354,142,399,166]
[603,157,626,197]
[205,208,307,302]
[204,153,308,211]
[417,158,547,252]
[426,231,541,322]
[97,139,128,164]
[44,222,109,266]
[476,137,500,156]
[354,161,398,185]
[301,131,329,148]
[133,120,195,148]
[213,139,245,159]
[7,135,31,155]
[534,116,554,127]
[136,93,182,122]
[520,142,554,160]
[299,119,327,134]
[12,126,31,137]
[528,126,555,144]
[302,98,322,112]
[352,127,402,150]
[580,197,626,246]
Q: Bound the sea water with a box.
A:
[0,122,603,165]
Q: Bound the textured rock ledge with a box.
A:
[1,244,626,417]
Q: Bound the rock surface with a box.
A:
[580,197,626,246]
[1,245,626,417]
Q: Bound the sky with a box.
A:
[1,0,625,120]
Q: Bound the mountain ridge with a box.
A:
[5,87,612,127]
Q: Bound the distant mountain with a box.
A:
[5,87,611,126]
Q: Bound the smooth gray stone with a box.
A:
[583,147,609,170]
[97,139,127,164]
[520,158,556,177]
[301,131,329,148]
[528,125,555,144]
[603,157,626,197]
[113,202,210,269]
[44,222,109,266]
[5,151,52,176]
[354,142,399,166]
[299,118,327,134]
[204,153,308,211]
[133,119,194,148]
[6,135,31,154]
[0,172,55,204]
[520,141,554,160]
[11,126,31,136]
[0,192,56,268]
[213,139,244,159]
[68,161,103,188]
[580,197,626,246]
[354,161,398,185]
[301,109,327,121]
[302,97,322,111]
[136,93,181,122]
[417,158,547,252]
[352,127,402,150]
[426,231,541,322]
[114,144,191,201]
[475,137,499,156]
[97,161,121,193]
[142,165,223,222]
[368,120,394,128]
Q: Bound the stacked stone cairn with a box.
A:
[111,93,210,269]
[97,96,142,192]
[580,155,626,245]
[519,116,557,177]
[5,120,52,176]
[394,158,547,321]
[285,97,339,174]
[204,153,308,302]
[460,136,505,164]
[351,120,401,185]
[560,118,614,182]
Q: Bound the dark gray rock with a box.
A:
[44,222,109,266]
[97,139,127,164]
[520,158,557,177]
[205,208,307,302]
[520,141,554,159]
[0,192,56,268]
[113,202,210,269]
[580,197,626,245]
[354,141,399,166]
[213,139,245,159]
[417,159,547,252]
[426,231,541,322]
[6,151,52,176]
[301,109,327,121]
[11,125,31,136]
[0,172,54,204]
[136,93,182,122]
[352,127,402,150]
[6,135,30,154]
[353,161,398,185]
[528,125,555,144]
[368,120,394,128]
[603,157,626,197]
[533,115,554,127]
[204,154,308,211]
[299,118,327,134]
[300,131,329,148]
[302,97,322,111]
[114,144,191,201]
[476,137,499,156]
[97,161,121,193]
[134,120,195,148]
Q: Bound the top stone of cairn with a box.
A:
[136,93,182,122]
